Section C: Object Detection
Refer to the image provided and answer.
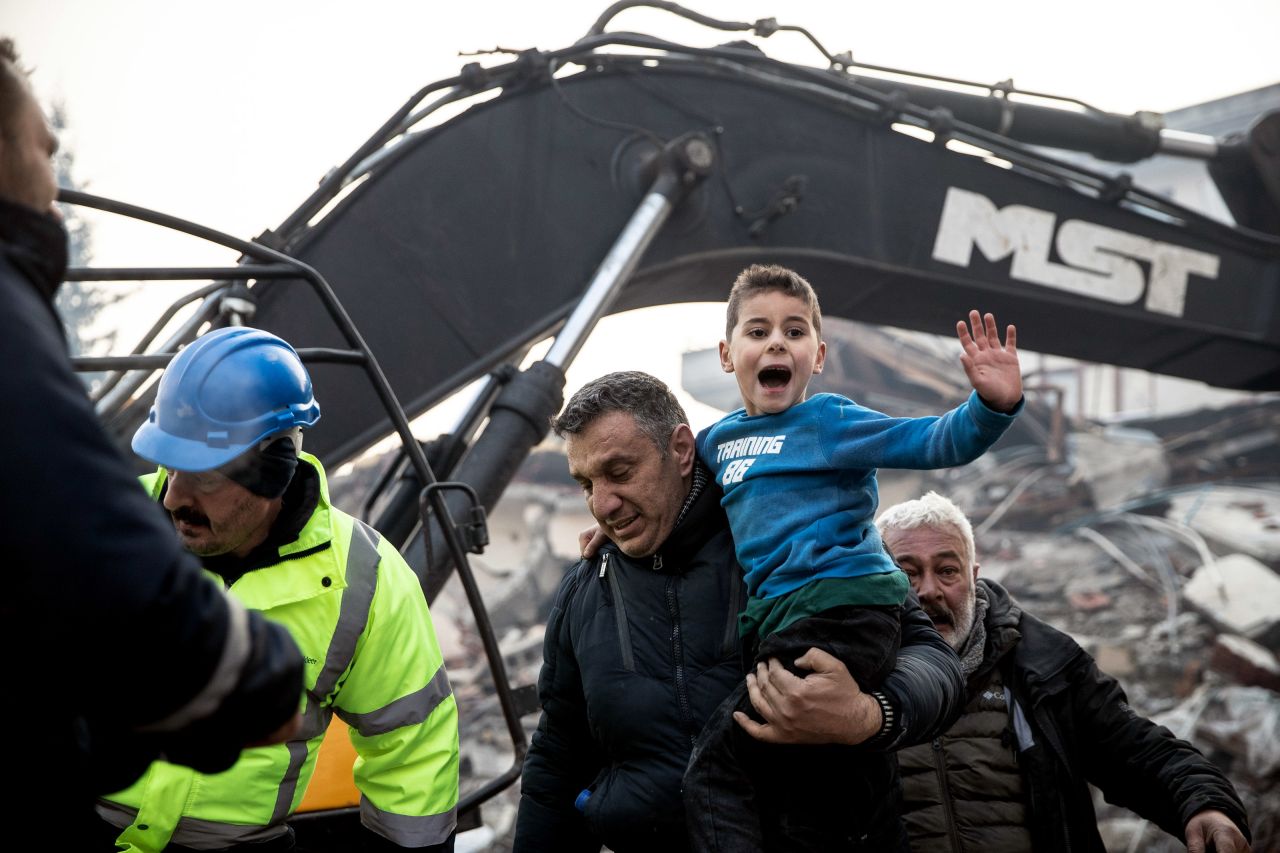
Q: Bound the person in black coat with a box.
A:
[514,372,964,852]
[0,37,304,848]
[751,490,1251,853]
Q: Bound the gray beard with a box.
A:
[952,583,991,679]
[948,590,977,651]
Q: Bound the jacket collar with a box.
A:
[650,461,727,573]
[982,577,1080,691]
[199,457,324,583]
[208,453,347,610]
[0,196,68,306]
[147,452,342,599]
[970,577,1023,687]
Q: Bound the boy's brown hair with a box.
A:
[725,264,822,340]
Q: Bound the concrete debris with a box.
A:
[1157,686,1280,780]
[1211,634,1280,693]
[1167,486,1280,564]
[1067,590,1113,612]
[1117,624,1147,643]
[1095,816,1149,852]
[1128,397,1280,484]
[1093,644,1136,678]
[1067,428,1170,509]
[1183,553,1280,642]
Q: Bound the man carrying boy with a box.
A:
[685,264,1023,851]
[517,372,965,853]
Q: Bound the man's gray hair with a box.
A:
[877,491,976,569]
[553,371,689,452]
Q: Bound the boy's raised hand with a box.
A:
[957,310,1022,413]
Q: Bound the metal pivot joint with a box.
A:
[543,131,715,370]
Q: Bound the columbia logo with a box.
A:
[304,656,319,665]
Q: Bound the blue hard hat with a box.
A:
[132,327,321,472]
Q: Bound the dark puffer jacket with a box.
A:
[903,579,1250,853]
[514,471,964,853]
[899,599,1031,853]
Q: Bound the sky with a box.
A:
[8,0,1280,432]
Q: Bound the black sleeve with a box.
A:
[870,590,964,751]
[513,563,603,853]
[87,605,305,791]
[1064,650,1251,842]
[1,264,303,786]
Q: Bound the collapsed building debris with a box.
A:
[1211,635,1280,693]
[1184,552,1280,644]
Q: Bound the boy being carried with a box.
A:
[686,264,1022,851]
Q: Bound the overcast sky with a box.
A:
[8,1,1278,428]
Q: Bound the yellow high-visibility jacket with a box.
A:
[100,454,459,851]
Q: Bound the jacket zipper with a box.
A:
[1014,666,1072,853]
[666,578,697,745]
[932,738,964,853]
[721,574,746,657]
[601,552,635,671]
[1033,698,1073,853]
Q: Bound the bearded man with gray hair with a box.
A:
[878,491,1251,853]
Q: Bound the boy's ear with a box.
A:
[812,340,827,375]
[719,339,734,374]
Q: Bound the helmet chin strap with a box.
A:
[222,431,302,499]
[257,426,303,455]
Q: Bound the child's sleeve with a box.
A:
[822,391,1020,470]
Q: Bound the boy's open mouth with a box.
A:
[758,366,792,389]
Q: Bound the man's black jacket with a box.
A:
[980,579,1250,852]
[513,470,963,852]
[0,198,302,846]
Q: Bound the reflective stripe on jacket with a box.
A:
[101,453,459,851]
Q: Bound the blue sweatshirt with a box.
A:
[697,390,1019,600]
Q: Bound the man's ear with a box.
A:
[719,340,734,374]
[972,561,981,581]
[813,339,827,375]
[670,423,696,477]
